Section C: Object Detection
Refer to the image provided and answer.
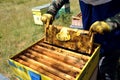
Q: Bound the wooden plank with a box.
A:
[31,45,85,68]
[24,51,81,77]
[18,55,75,80]
[38,42,90,62]
[14,58,62,80]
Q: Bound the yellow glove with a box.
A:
[41,13,53,26]
[89,21,111,34]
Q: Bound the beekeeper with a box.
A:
[41,0,120,80]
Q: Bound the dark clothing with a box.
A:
[47,0,69,17]
[98,50,120,80]
[80,0,120,54]
[79,1,120,80]
[98,57,118,80]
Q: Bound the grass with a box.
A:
[0,0,80,79]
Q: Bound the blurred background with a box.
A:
[0,0,80,79]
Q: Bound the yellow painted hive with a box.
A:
[8,38,100,80]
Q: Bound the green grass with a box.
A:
[0,0,80,79]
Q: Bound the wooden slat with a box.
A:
[18,55,75,80]
[14,58,62,80]
[38,42,90,62]
[31,45,85,68]
[24,51,81,77]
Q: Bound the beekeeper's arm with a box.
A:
[41,0,69,25]
[90,13,120,34]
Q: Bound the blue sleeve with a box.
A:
[79,0,120,54]
[79,0,120,30]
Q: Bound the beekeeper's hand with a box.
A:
[89,21,112,34]
[41,13,53,25]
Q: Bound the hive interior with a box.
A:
[11,40,96,80]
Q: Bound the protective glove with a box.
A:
[41,13,53,26]
[89,21,112,34]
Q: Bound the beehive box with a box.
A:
[45,25,94,54]
[32,2,70,25]
[8,38,100,80]
[32,3,50,25]
[70,13,83,29]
